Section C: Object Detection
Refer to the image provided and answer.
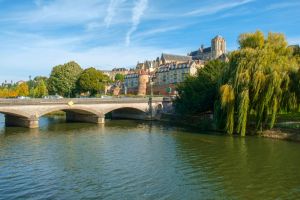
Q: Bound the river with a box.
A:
[1,115,300,199]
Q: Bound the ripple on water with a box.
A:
[1,119,300,199]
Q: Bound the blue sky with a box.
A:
[0,0,299,82]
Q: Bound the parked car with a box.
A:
[17,96,30,99]
[44,95,63,99]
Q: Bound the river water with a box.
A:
[1,115,300,199]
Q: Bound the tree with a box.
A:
[77,67,110,96]
[115,73,125,82]
[47,61,83,97]
[34,76,48,85]
[174,60,227,115]
[33,80,48,98]
[238,30,265,49]
[217,31,298,136]
[17,82,29,96]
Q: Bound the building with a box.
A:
[135,53,193,74]
[153,60,204,95]
[124,73,139,90]
[189,35,226,60]
[124,70,150,95]
[102,67,129,81]
[16,80,26,85]
[124,35,227,96]
[136,60,159,73]
[160,53,192,64]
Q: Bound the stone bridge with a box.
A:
[0,98,164,128]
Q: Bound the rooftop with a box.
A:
[161,53,192,62]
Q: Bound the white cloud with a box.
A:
[135,25,185,38]
[0,29,185,82]
[126,0,148,46]
[4,0,106,25]
[104,0,127,27]
[288,37,300,45]
[184,0,255,16]
[266,2,300,11]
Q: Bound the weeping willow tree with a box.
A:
[217,31,299,136]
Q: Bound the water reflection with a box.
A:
[0,115,300,199]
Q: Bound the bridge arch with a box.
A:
[37,105,105,125]
[37,106,102,118]
[104,106,148,121]
[0,108,35,128]
[0,108,30,118]
[103,106,147,115]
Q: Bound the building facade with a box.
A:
[153,60,204,95]
[102,67,129,81]
[189,35,226,61]
[124,70,150,95]
[122,36,227,96]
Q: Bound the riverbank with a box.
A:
[160,112,300,142]
[260,128,300,142]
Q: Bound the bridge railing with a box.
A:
[0,97,164,105]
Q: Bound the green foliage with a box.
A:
[115,73,125,82]
[239,31,265,49]
[77,67,110,96]
[47,61,83,97]
[34,76,48,85]
[175,60,227,115]
[33,80,48,98]
[218,31,299,136]
[289,68,300,109]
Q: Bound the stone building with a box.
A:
[160,53,192,64]
[153,60,204,95]
[124,73,139,91]
[124,70,149,95]
[102,67,129,81]
[135,53,193,74]
[189,35,226,60]
[136,60,159,73]
[123,36,227,96]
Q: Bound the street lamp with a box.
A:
[148,75,155,120]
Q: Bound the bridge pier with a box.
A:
[5,115,39,128]
[66,111,105,124]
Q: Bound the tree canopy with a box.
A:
[47,61,83,97]
[33,80,48,98]
[175,60,227,115]
[77,67,110,96]
[217,31,299,136]
[115,73,125,82]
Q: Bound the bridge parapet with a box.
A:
[0,97,163,105]
[0,97,166,128]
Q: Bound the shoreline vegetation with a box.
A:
[174,30,300,138]
[160,113,300,142]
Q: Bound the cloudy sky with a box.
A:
[0,0,299,82]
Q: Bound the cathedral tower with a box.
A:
[211,35,226,59]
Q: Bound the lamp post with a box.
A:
[148,75,155,120]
